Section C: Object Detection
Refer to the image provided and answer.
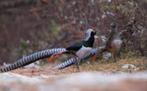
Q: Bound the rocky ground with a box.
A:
[0,57,147,91]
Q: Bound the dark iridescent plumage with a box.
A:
[66,29,96,53]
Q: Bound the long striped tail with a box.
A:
[0,48,66,73]
[54,48,98,70]
[54,57,78,70]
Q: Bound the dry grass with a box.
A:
[78,57,146,72]
[11,57,147,77]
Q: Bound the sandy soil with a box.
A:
[0,57,147,91]
[11,57,147,76]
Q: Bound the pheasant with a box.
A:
[48,29,98,69]
[102,23,123,62]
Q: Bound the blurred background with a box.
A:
[0,0,146,65]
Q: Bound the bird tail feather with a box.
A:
[0,48,66,73]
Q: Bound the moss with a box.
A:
[50,20,61,35]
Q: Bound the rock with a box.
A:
[121,64,137,69]
[0,72,44,84]
[121,64,137,72]
[103,52,112,61]
[1,72,147,91]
